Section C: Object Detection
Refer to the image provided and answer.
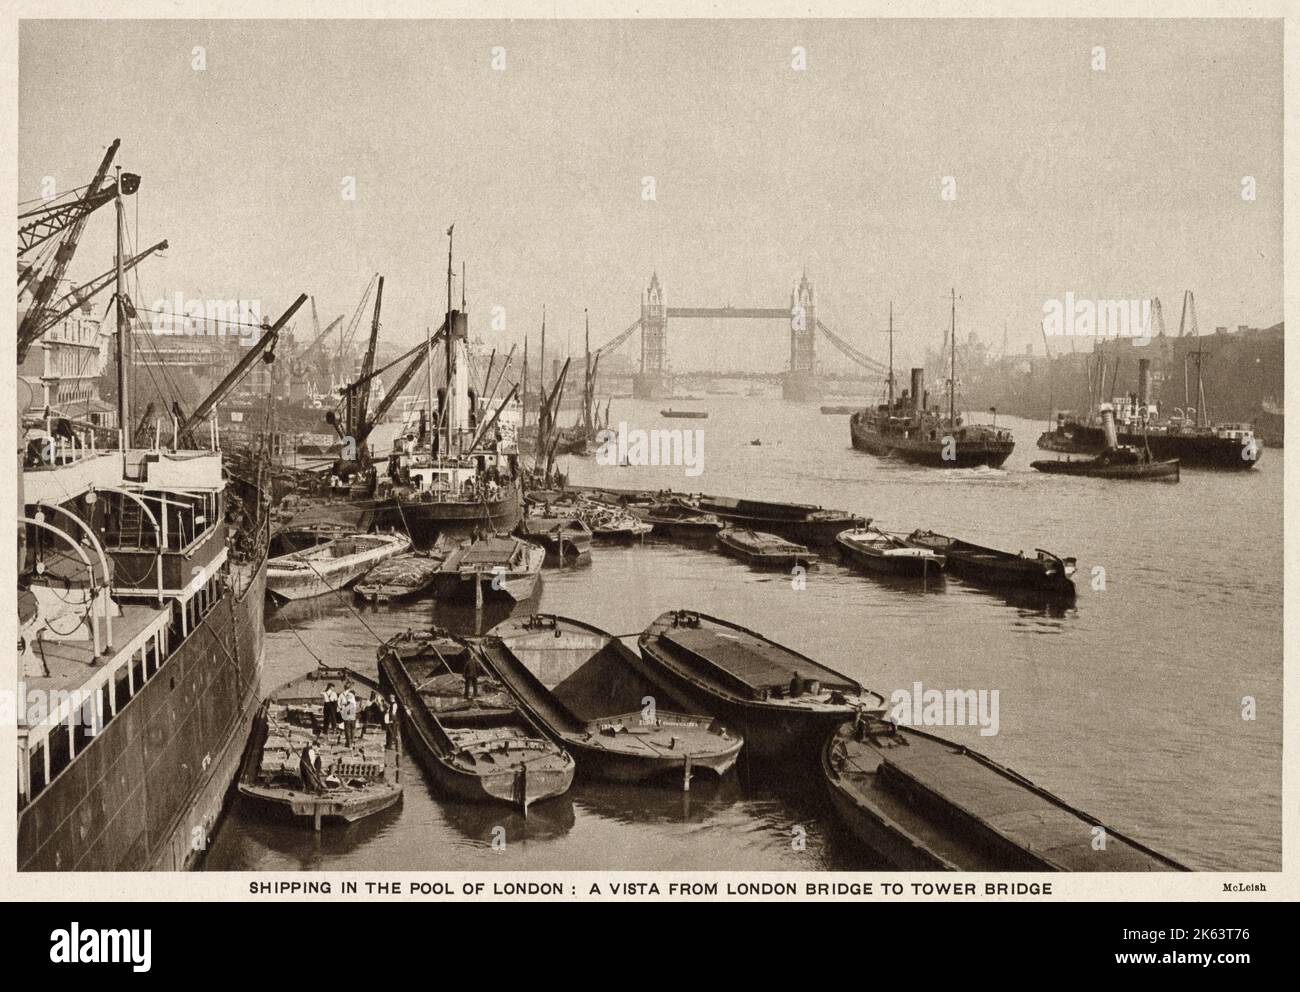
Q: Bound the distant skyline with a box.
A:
[19,18,1283,374]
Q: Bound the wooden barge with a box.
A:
[237,666,401,830]
[266,532,410,601]
[905,530,1075,594]
[637,610,883,760]
[354,550,446,603]
[478,614,744,787]
[716,527,818,569]
[836,526,945,579]
[518,515,593,565]
[678,494,866,547]
[378,630,574,811]
[822,717,1187,871]
[432,535,545,604]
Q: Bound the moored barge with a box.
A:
[822,717,1188,871]
[478,614,743,786]
[238,667,401,829]
[378,630,575,811]
[637,610,884,760]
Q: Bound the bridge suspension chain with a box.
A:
[815,320,888,375]
[594,317,642,357]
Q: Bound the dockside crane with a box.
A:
[353,325,448,451]
[292,297,344,378]
[350,276,384,439]
[28,240,169,341]
[175,294,309,440]
[17,139,132,361]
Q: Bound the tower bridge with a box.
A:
[597,272,887,400]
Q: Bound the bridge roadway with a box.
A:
[665,307,791,319]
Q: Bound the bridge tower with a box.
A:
[783,271,820,401]
[634,271,672,399]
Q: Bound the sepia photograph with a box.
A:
[4,2,1291,936]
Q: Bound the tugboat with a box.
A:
[850,296,1014,468]
[1033,404,1180,481]
[1037,355,1262,471]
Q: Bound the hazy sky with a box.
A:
[19,18,1283,374]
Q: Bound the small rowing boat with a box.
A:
[905,530,1075,594]
[238,666,401,830]
[378,630,575,811]
[716,527,817,569]
[478,614,744,786]
[821,715,1188,871]
[637,610,884,760]
[836,526,945,579]
[267,532,410,601]
[432,534,545,603]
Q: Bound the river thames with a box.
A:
[205,398,1282,872]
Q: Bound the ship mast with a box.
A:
[424,319,435,455]
[948,288,956,427]
[444,225,454,462]
[521,334,529,429]
[1194,332,1206,428]
[887,301,894,410]
[584,308,592,433]
[114,165,129,453]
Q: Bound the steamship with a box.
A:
[849,297,1014,469]
[18,435,268,870]
[1036,357,1264,471]
[17,139,283,870]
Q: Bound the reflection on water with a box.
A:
[204,403,1281,872]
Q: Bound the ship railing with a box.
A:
[19,514,113,656]
[18,606,173,809]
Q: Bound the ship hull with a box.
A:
[1037,423,1261,470]
[18,559,266,871]
[1031,457,1181,481]
[850,414,1014,468]
[374,485,523,547]
[431,570,541,604]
